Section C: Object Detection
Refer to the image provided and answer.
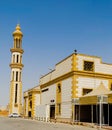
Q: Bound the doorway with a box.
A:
[28,111,32,117]
[50,105,55,119]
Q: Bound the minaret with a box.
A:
[9,24,24,114]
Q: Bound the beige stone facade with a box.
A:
[24,53,112,124]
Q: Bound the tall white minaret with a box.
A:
[9,24,24,114]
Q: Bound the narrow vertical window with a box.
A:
[16,39,20,48]
[20,40,22,48]
[17,55,19,63]
[18,40,20,48]
[14,39,16,48]
[16,39,18,48]
[20,55,22,63]
[19,72,21,81]
[12,71,14,81]
[58,103,61,115]
[110,83,112,91]
[13,55,15,63]
[16,71,18,81]
[30,101,32,108]
[58,84,61,93]
[15,84,18,103]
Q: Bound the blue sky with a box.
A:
[0,0,112,106]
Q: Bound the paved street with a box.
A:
[0,117,105,130]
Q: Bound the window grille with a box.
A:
[84,61,94,71]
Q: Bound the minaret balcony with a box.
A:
[10,63,24,69]
[10,48,24,54]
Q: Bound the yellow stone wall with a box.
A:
[23,88,40,118]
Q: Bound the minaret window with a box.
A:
[16,71,18,81]
[12,71,14,81]
[15,84,18,103]
[16,38,20,48]
[20,55,22,63]
[13,55,15,63]
[19,72,21,81]
[17,40,20,48]
[17,42,20,48]
[14,39,16,48]
[16,39,18,47]
[17,55,19,63]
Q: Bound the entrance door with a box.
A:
[50,105,55,119]
[75,105,80,121]
[28,111,32,117]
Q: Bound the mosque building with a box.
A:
[23,51,112,125]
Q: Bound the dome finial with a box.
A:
[13,24,23,36]
[16,24,21,31]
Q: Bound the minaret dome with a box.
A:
[13,24,23,36]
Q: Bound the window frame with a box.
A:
[83,60,94,72]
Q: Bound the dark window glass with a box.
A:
[15,84,18,103]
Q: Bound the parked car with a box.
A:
[8,113,20,118]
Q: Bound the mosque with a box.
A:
[24,50,112,125]
[9,25,112,126]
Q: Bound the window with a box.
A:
[16,42,20,48]
[29,101,32,109]
[16,71,18,81]
[13,55,15,63]
[17,55,19,63]
[110,83,112,91]
[19,72,21,81]
[16,39,20,48]
[29,93,32,100]
[82,88,92,95]
[58,103,61,115]
[20,55,22,63]
[57,84,61,93]
[84,61,94,71]
[12,71,14,81]
[15,84,18,103]
[42,88,49,92]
